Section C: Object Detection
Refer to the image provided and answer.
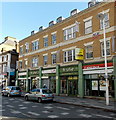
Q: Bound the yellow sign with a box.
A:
[75,48,84,60]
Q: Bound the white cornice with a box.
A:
[84,41,94,46]
[83,16,93,22]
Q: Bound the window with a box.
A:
[64,49,75,63]
[86,45,93,59]
[43,56,48,65]
[52,34,56,45]
[0,56,2,62]
[3,64,7,73]
[24,59,28,68]
[52,54,57,64]
[32,58,38,67]
[101,40,110,57]
[20,46,23,55]
[100,13,109,29]
[4,55,7,62]
[63,26,76,40]
[32,41,39,51]
[44,37,48,47]
[85,19,92,34]
[19,61,22,69]
[25,43,29,53]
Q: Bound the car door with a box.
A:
[28,89,36,100]
[34,89,41,100]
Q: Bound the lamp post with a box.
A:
[97,12,109,105]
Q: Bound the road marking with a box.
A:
[42,111,50,113]
[32,105,37,107]
[78,109,85,112]
[80,114,92,118]
[18,104,24,106]
[28,112,40,116]
[23,101,30,104]
[11,110,21,114]
[44,106,53,109]
[94,114,115,119]
[61,112,69,115]
[56,106,70,110]
[48,115,59,118]
[6,105,14,108]
[19,107,27,109]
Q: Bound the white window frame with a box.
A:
[43,55,48,65]
[52,53,57,64]
[19,61,22,69]
[52,33,56,45]
[44,37,48,47]
[64,49,75,63]
[32,40,39,51]
[84,19,92,34]
[20,46,23,55]
[32,57,38,67]
[85,45,93,59]
[24,59,28,68]
[63,25,76,40]
[25,42,29,53]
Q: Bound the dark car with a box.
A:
[1,86,22,97]
[24,88,54,103]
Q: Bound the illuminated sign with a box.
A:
[75,48,84,60]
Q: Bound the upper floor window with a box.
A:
[0,56,2,62]
[32,57,38,67]
[25,43,29,53]
[19,46,23,55]
[19,61,22,69]
[85,45,93,59]
[3,64,7,73]
[52,34,56,45]
[24,59,28,68]
[64,49,75,63]
[101,40,110,57]
[100,12,109,29]
[4,55,7,62]
[44,37,48,47]
[84,19,92,34]
[43,55,48,65]
[32,41,39,51]
[52,54,57,64]
[63,26,76,40]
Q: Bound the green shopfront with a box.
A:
[60,65,79,96]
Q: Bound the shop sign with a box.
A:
[10,72,15,76]
[60,66,78,73]
[29,70,39,76]
[60,72,78,76]
[75,48,84,60]
[92,32,101,39]
[83,62,113,70]
[42,69,56,74]
[18,72,26,76]
[92,80,98,90]
[68,76,78,80]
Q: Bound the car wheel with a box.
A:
[25,96,28,101]
[1,93,4,96]
[7,93,11,97]
[38,98,42,103]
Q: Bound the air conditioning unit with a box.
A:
[88,0,97,8]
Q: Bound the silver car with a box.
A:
[24,88,54,103]
[1,86,22,97]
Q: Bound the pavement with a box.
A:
[21,92,116,113]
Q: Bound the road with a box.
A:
[0,95,116,120]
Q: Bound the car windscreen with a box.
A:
[42,89,52,94]
[11,87,21,90]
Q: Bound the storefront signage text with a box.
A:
[60,66,78,73]
[42,69,56,74]
[29,70,39,76]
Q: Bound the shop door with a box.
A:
[68,80,77,96]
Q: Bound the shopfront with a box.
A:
[42,68,56,93]
[60,65,78,96]
[29,69,39,89]
[83,61,114,98]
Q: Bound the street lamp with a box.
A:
[97,12,109,105]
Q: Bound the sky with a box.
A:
[1,1,90,43]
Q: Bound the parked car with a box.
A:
[1,86,22,97]
[24,88,54,103]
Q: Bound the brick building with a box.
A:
[17,1,116,99]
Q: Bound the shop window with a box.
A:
[61,80,67,94]
[52,34,56,45]
[32,58,38,67]
[64,49,75,63]
[52,54,57,64]
[100,13,109,29]
[84,19,92,34]
[32,41,39,51]
[44,37,48,47]
[43,56,48,65]
[85,45,93,59]
[101,40,110,57]
[63,26,76,40]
